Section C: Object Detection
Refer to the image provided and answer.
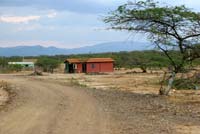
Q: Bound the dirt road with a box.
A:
[0,75,110,134]
[1,74,200,134]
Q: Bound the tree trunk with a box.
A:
[51,68,54,74]
[159,72,176,95]
[140,65,147,73]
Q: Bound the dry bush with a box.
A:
[0,81,8,90]
[173,72,200,90]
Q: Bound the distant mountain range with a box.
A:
[0,41,153,57]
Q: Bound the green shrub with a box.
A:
[8,64,23,72]
[36,57,60,73]
[173,74,200,90]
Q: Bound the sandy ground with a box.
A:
[0,71,200,134]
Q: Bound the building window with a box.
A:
[91,64,95,69]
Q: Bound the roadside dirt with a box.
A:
[87,88,200,134]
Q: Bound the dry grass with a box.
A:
[0,81,9,106]
[75,69,163,94]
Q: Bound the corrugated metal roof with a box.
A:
[8,62,34,65]
[65,59,82,63]
[86,58,114,63]
[65,58,114,63]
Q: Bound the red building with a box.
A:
[85,58,114,73]
[64,58,114,73]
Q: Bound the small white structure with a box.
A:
[8,62,34,68]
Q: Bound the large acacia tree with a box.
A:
[104,0,200,95]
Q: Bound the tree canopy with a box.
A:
[104,0,200,95]
[104,0,200,73]
[36,57,60,73]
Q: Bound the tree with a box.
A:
[36,57,60,73]
[8,64,23,72]
[0,57,8,69]
[104,0,200,95]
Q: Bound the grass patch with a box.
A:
[70,77,87,87]
[173,74,200,90]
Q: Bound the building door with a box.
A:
[69,64,74,73]
[65,63,69,73]
[82,63,87,73]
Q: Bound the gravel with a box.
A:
[85,88,200,134]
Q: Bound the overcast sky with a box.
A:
[0,0,200,48]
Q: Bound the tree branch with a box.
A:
[155,42,177,69]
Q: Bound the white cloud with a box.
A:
[0,15,41,24]
[15,24,41,31]
[47,11,57,18]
